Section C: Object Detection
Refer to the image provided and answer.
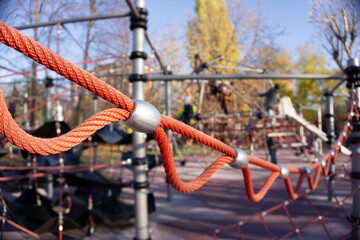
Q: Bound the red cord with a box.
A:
[0,21,357,204]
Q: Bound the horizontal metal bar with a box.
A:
[15,12,130,30]
[268,132,296,137]
[300,106,320,111]
[199,113,253,119]
[148,73,347,81]
[333,93,349,97]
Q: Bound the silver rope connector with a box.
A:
[229,148,249,169]
[124,99,161,133]
[278,165,289,179]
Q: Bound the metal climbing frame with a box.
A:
[147,73,347,81]
[127,1,150,239]
[1,1,360,238]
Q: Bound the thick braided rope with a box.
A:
[0,89,129,155]
[0,22,134,112]
[0,22,357,203]
[152,127,234,193]
[160,115,237,157]
[242,167,280,202]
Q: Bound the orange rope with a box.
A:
[0,22,134,112]
[0,93,129,155]
[242,167,280,202]
[0,21,356,203]
[159,115,236,157]
[0,160,124,182]
[14,55,125,122]
[0,216,45,240]
[152,127,233,193]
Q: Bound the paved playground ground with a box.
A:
[2,148,354,240]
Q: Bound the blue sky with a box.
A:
[146,0,322,63]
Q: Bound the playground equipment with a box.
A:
[279,96,351,156]
[0,1,360,239]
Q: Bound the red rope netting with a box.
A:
[0,21,357,208]
[186,156,357,239]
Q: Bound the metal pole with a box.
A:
[15,12,130,30]
[348,58,360,240]
[317,106,323,155]
[147,73,347,81]
[197,80,206,114]
[164,65,173,202]
[145,32,167,74]
[93,95,98,165]
[299,105,304,141]
[324,88,335,202]
[23,92,29,130]
[44,77,54,199]
[330,79,346,94]
[130,0,150,239]
[126,0,167,75]
[100,72,348,81]
[45,77,54,122]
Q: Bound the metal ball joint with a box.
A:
[123,99,161,133]
[302,166,311,176]
[278,164,289,179]
[229,148,249,169]
[318,159,326,168]
[356,147,360,155]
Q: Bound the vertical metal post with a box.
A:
[260,79,266,108]
[250,141,254,156]
[299,105,304,141]
[130,1,150,239]
[45,77,54,122]
[197,80,206,114]
[165,65,173,202]
[45,77,54,199]
[317,106,323,155]
[324,88,335,202]
[93,95,98,165]
[348,58,360,240]
[23,92,29,130]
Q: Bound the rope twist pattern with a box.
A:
[0,21,356,203]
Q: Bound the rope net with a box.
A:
[185,156,356,239]
[0,21,358,238]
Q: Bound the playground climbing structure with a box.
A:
[0,1,359,238]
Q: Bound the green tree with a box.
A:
[293,44,346,121]
[294,44,330,106]
[187,0,240,72]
